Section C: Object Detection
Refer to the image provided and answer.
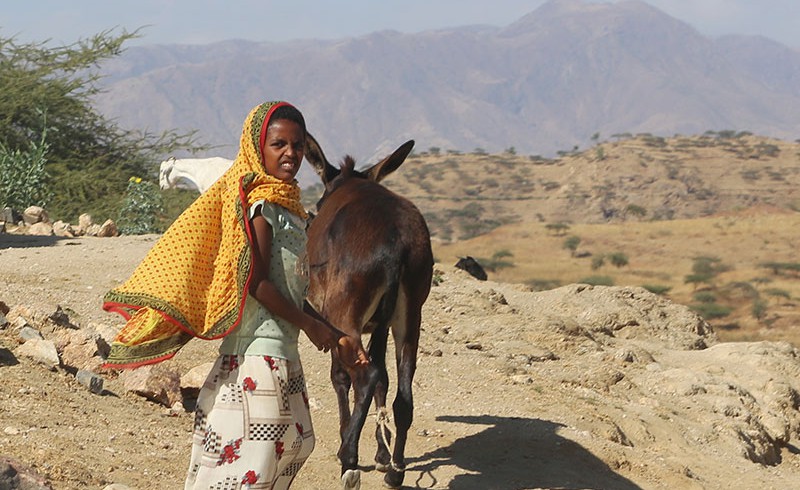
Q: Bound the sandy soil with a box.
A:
[1,233,800,490]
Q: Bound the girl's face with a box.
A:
[261,119,305,182]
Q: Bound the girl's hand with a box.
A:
[337,335,370,368]
[303,318,340,353]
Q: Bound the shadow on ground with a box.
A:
[0,234,71,250]
[408,415,641,490]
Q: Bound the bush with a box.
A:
[591,255,605,270]
[642,284,671,295]
[477,250,515,271]
[752,299,768,320]
[693,291,716,303]
[690,303,732,320]
[0,30,201,222]
[608,252,629,268]
[0,126,51,211]
[625,204,647,218]
[525,278,562,291]
[563,235,581,256]
[579,275,614,286]
[545,222,570,235]
[117,177,164,234]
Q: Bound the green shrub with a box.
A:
[117,177,164,234]
[0,126,51,211]
[608,252,629,268]
[545,222,570,235]
[693,291,717,303]
[625,204,647,218]
[642,284,671,295]
[752,299,768,320]
[580,275,614,286]
[690,303,733,320]
[563,235,581,256]
[477,250,515,271]
[525,278,562,291]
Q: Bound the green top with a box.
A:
[219,201,308,360]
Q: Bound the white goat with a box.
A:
[158,157,234,194]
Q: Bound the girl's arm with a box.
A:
[249,209,368,366]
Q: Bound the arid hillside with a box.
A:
[383,133,800,241]
[371,133,800,347]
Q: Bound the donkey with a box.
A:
[303,135,434,489]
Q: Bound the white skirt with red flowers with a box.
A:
[184,354,315,490]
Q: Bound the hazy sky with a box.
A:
[2,0,799,49]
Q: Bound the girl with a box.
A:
[103,101,367,489]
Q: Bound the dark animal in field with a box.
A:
[303,134,434,489]
[455,256,488,281]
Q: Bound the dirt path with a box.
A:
[2,234,800,489]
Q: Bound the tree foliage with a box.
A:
[0,30,201,222]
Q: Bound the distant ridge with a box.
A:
[94,0,800,186]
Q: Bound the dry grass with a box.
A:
[433,208,800,347]
[376,134,800,347]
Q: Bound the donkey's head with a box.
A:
[304,133,415,209]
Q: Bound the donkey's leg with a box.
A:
[384,303,421,489]
[366,324,392,471]
[339,360,380,472]
[331,355,352,439]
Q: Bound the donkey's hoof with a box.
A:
[375,461,390,473]
[383,469,404,489]
[342,469,361,490]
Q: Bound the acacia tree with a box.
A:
[0,29,201,221]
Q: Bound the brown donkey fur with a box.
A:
[303,135,433,489]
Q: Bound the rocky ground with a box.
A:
[1,234,800,489]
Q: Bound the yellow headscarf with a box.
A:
[103,101,308,368]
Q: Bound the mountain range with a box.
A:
[93,0,800,187]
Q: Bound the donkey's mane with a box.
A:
[339,155,357,178]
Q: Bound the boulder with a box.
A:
[27,222,53,236]
[15,338,60,371]
[119,364,183,407]
[22,206,48,225]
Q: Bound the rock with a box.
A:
[119,364,182,407]
[22,206,48,225]
[27,222,53,236]
[17,326,43,342]
[1,207,21,225]
[55,329,105,372]
[0,456,53,490]
[76,369,105,395]
[102,484,134,490]
[9,316,29,332]
[180,361,214,411]
[52,220,75,238]
[0,347,17,366]
[48,305,76,329]
[77,213,93,234]
[97,219,118,237]
[14,338,60,371]
[181,362,214,391]
[85,223,102,236]
[85,323,116,356]
[455,256,487,281]
[510,374,533,384]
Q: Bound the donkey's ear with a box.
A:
[305,132,338,183]
[365,140,415,183]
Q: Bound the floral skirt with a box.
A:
[184,354,315,490]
